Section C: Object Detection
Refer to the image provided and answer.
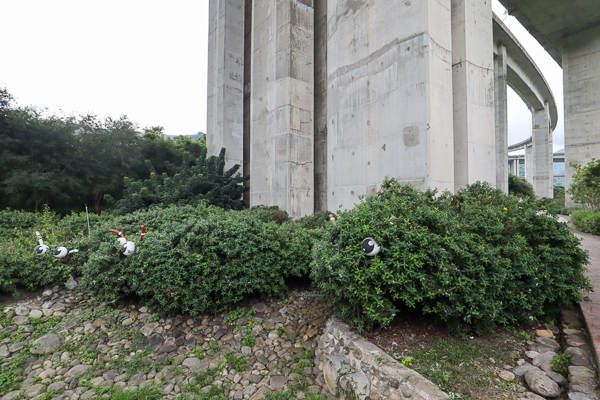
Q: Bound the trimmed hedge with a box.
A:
[572,210,600,236]
[311,180,591,333]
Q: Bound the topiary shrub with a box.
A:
[311,179,591,333]
[572,210,600,236]
[80,206,319,316]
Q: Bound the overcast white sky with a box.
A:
[0,1,563,151]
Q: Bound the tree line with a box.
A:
[0,88,207,214]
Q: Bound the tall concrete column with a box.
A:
[508,159,516,176]
[525,144,533,185]
[327,0,455,212]
[207,0,245,170]
[563,25,600,206]
[250,0,315,218]
[495,44,508,193]
[451,0,496,192]
[532,103,553,198]
[314,0,327,212]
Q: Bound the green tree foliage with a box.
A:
[311,180,591,333]
[74,115,145,215]
[0,106,81,213]
[508,174,535,199]
[569,159,600,211]
[0,87,207,214]
[109,148,249,215]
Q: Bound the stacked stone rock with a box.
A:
[562,309,600,400]
[496,309,600,400]
[0,280,334,400]
[317,318,449,400]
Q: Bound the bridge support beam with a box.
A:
[495,44,508,193]
[207,0,245,170]
[452,0,496,193]
[563,25,600,206]
[531,104,553,198]
[249,0,315,218]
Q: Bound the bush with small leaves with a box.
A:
[311,179,591,333]
[81,206,322,315]
[572,209,600,236]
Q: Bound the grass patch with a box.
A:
[90,384,163,400]
[397,335,518,399]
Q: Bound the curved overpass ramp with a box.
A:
[497,0,600,206]
[493,14,557,131]
[493,13,556,198]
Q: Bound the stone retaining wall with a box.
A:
[315,318,449,400]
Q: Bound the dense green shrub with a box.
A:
[509,174,535,198]
[572,210,600,236]
[81,206,321,315]
[0,208,41,231]
[294,210,332,230]
[248,206,290,225]
[311,180,591,333]
[0,208,96,293]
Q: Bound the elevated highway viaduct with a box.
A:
[494,14,557,197]
[498,0,600,204]
[207,0,587,215]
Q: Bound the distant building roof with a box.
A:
[554,148,564,155]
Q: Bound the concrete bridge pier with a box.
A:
[206,0,245,171]
[525,143,533,185]
[495,43,508,193]
[509,159,519,176]
[249,0,315,218]
[326,0,455,212]
[452,0,496,193]
[531,103,553,198]
[564,26,600,206]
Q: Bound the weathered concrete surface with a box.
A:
[495,43,509,193]
[496,0,600,65]
[525,143,533,185]
[326,0,454,211]
[207,0,245,171]
[250,0,315,218]
[206,0,566,215]
[313,0,327,212]
[243,0,253,204]
[532,104,553,198]
[564,26,600,207]
[452,0,496,192]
